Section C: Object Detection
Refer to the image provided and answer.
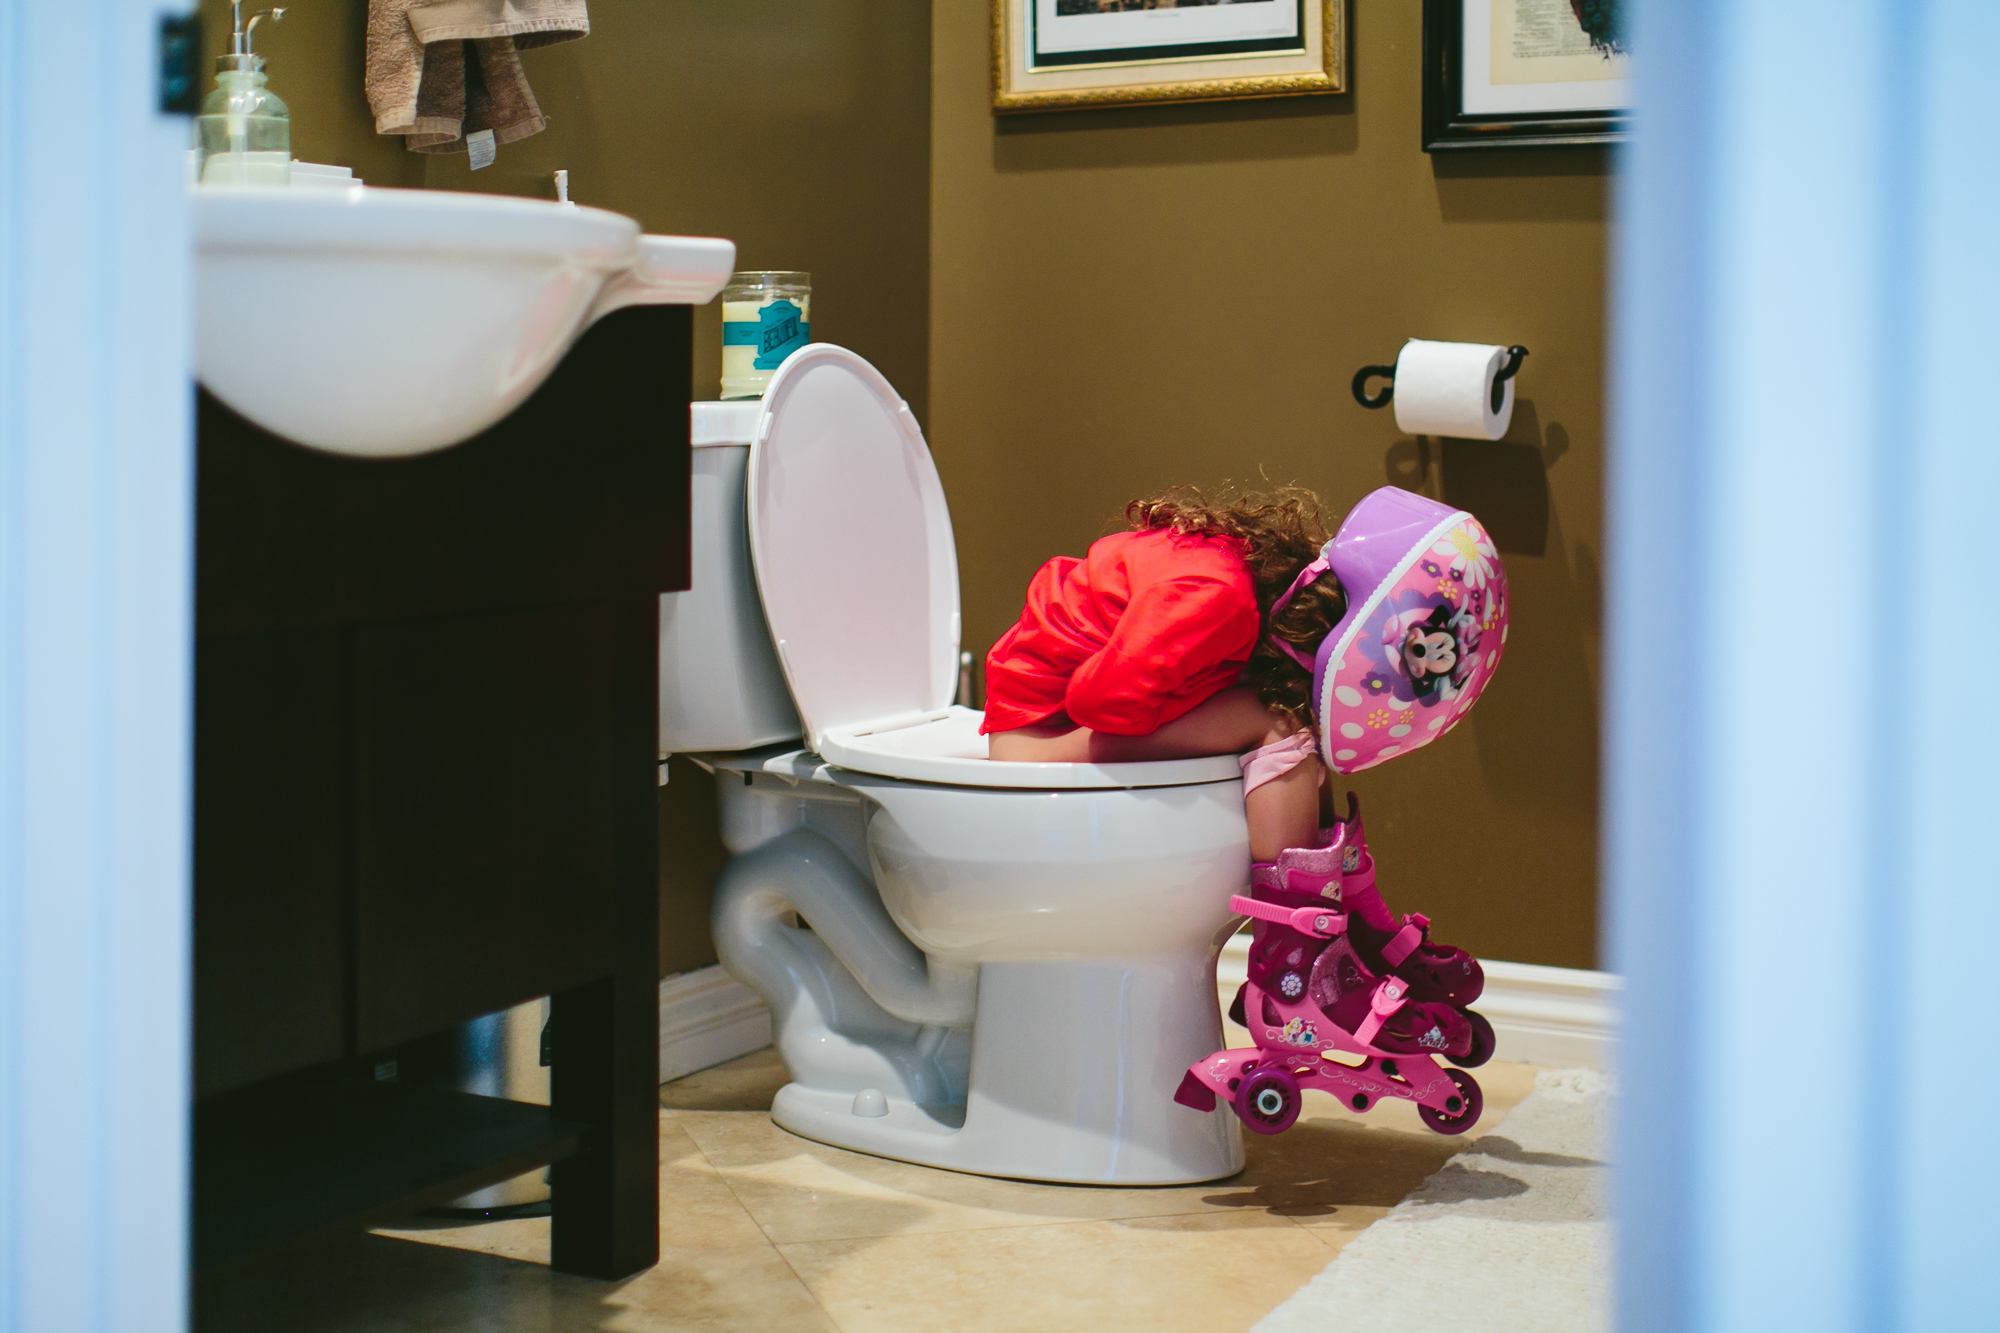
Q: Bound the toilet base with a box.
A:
[770,958,1247,1186]
[769,1084,1244,1185]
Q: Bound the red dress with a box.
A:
[981,529,1260,736]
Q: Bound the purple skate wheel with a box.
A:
[1418,1067,1483,1136]
[1233,1066,1302,1135]
[1449,1010,1496,1070]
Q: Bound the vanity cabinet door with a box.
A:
[193,629,347,1098]
[350,602,627,1053]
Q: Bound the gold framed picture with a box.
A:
[992,1,1347,114]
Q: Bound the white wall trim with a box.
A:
[1449,960,1620,1071]
[660,947,1620,1088]
[658,965,772,1084]
[1215,935,1619,1071]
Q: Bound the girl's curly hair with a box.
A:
[1124,485,1346,724]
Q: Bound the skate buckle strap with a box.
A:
[1352,976,1409,1047]
[1228,895,1344,939]
[1382,917,1428,967]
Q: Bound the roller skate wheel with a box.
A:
[1233,1066,1302,1136]
[1418,1068,1484,1136]
[1449,1010,1497,1070]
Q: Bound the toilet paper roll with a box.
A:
[1391,339,1516,441]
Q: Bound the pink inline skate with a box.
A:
[1225,800,1496,1068]
[1330,793,1491,1020]
[1179,841,1484,1138]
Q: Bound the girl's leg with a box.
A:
[988,687,1322,860]
[1243,748,1322,862]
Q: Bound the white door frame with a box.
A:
[1,3,195,1329]
[1609,1,2000,1329]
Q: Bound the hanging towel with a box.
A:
[367,1,588,155]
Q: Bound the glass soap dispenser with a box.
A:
[195,4,291,187]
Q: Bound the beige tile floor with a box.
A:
[196,1024,1544,1333]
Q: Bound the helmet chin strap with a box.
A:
[1268,635,1317,673]
[1266,542,1335,674]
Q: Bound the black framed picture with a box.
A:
[1422,0,1630,152]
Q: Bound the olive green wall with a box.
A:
[200,0,1604,973]
[929,2,1606,969]
[197,0,932,977]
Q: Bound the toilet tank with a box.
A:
[658,401,801,754]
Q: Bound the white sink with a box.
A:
[194,187,734,457]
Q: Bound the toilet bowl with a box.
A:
[664,346,1248,1184]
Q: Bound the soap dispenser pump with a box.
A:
[194,4,292,187]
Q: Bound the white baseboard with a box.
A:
[1216,934,1620,1071]
[661,944,1620,1086]
[658,965,772,1084]
[1466,959,1621,1070]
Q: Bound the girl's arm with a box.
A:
[1063,576,1259,736]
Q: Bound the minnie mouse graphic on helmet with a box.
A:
[1398,601,1478,702]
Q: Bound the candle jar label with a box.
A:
[723,299,811,372]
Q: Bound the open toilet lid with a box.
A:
[745,346,960,755]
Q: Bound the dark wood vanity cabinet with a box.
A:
[192,306,689,1280]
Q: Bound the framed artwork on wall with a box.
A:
[1423,0,1630,151]
[992,0,1346,114]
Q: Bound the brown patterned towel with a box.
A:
[366,0,588,155]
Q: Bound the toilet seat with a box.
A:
[748,347,1238,792]
[820,705,1239,790]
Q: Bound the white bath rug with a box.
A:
[1254,1068,1612,1333]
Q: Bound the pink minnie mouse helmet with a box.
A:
[1269,487,1509,774]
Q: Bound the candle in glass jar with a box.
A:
[720,271,812,400]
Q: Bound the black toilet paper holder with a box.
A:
[1351,345,1529,414]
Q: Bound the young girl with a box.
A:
[983,484,1501,1059]
[982,486,1341,863]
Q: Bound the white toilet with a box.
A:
[662,345,1249,1185]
